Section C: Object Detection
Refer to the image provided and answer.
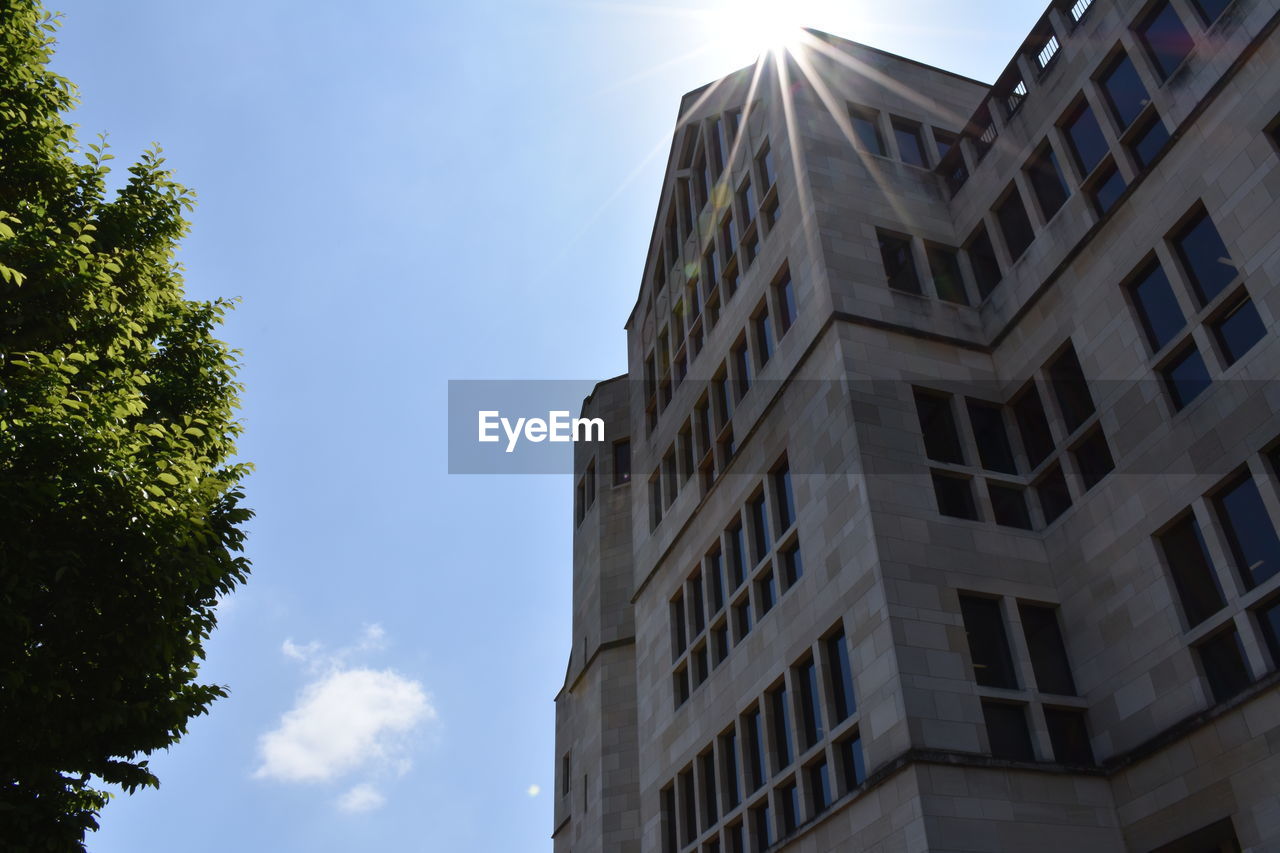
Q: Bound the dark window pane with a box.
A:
[726,822,744,853]
[1198,629,1252,702]
[838,734,866,789]
[894,120,928,167]
[989,482,1033,529]
[1215,473,1280,588]
[1138,2,1194,80]
[722,731,741,808]
[708,550,725,611]
[1044,708,1094,765]
[826,631,857,721]
[780,782,800,833]
[927,245,968,305]
[941,144,969,196]
[879,230,921,294]
[1212,296,1266,366]
[851,109,886,155]
[727,523,746,587]
[776,274,797,332]
[752,802,773,848]
[757,144,776,189]
[746,710,766,790]
[754,310,773,367]
[967,399,1018,474]
[959,595,1018,688]
[734,598,752,641]
[914,389,965,464]
[995,187,1035,261]
[782,542,804,587]
[1064,102,1109,176]
[1158,515,1226,627]
[1162,346,1211,410]
[1129,111,1170,170]
[1174,210,1237,305]
[1012,386,1055,467]
[1190,0,1231,26]
[797,659,824,748]
[1257,597,1280,665]
[982,701,1035,761]
[770,686,794,771]
[1090,162,1127,214]
[933,472,979,520]
[934,129,957,159]
[701,751,718,825]
[967,225,1002,298]
[1073,428,1115,490]
[749,493,770,564]
[662,786,678,853]
[674,667,689,706]
[1100,52,1150,129]
[809,761,832,814]
[1128,261,1185,351]
[1048,344,1095,433]
[713,624,729,664]
[774,464,796,532]
[672,594,687,655]
[681,768,698,844]
[1026,145,1069,219]
[1019,604,1077,695]
[1036,464,1073,524]
[757,571,776,615]
[613,440,631,484]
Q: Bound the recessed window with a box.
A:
[1158,514,1226,627]
[1012,385,1055,468]
[959,594,1018,688]
[674,666,690,706]
[878,229,922,294]
[1035,463,1073,524]
[775,272,797,333]
[1189,0,1232,27]
[1214,472,1280,588]
[826,630,856,721]
[672,592,688,657]
[892,118,928,167]
[712,623,730,664]
[727,522,747,588]
[1025,143,1070,220]
[748,493,771,565]
[1088,160,1127,214]
[1047,343,1095,433]
[751,801,773,849]
[988,482,1033,529]
[753,307,774,368]
[756,143,776,190]
[779,780,800,834]
[661,786,678,853]
[1161,344,1211,410]
[981,701,1035,761]
[913,389,965,464]
[731,340,752,402]
[1211,296,1266,366]
[808,760,832,814]
[1072,428,1115,490]
[738,177,756,229]
[1256,597,1280,665]
[1062,100,1109,176]
[1197,628,1253,702]
[680,766,697,844]
[1127,259,1185,351]
[1173,208,1237,305]
[770,685,794,771]
[720,213,737,259]
[849,106,886,156]
[837,733,866,790]
[1019,603,1077,695]
[933,128,958,159]
[734,597,752,643]
[1099,51,1151,130]
[700,750,719,826]
[1137,2,1194,81]
[1128,111,1170,170]
[781,541,804,587]
[965,224,1002,299]
[966,399,1018,474]
[773,462,796,533]
[1044,707,1093,765]
[745,708,766,790]
[926,245,968,305]
[720,729,741,809]
[933,472,979,520]
[995,186,1035,261]
[796,658,824,748]
[756,570,777,616]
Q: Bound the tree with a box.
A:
[0,3,253,847]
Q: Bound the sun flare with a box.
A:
[705,0,813,64]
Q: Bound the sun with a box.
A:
[705,0,813,64]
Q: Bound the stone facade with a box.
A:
[554,1,1280,851]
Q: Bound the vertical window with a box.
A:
[734,597,752,642]
[613,439,631,485]
[1099,51,1151,130]
[721,730,741,809]
[745,709,766,790]
[674,666,690,706]
[837,734,866,790]
[748,493,771,564]
[1035,464,1073,524]
[965,224,1002,299]
[849,106,886,155]
[713,623,730,664]
[1173,209,1237,305]
[1019,604,1077,695]
[662,785,678,853]
[1128,111,1170,170]
[933,128,958,159]
[981,701,1035,760]
[1127,260,1185,351]
[727,522,747,588]
[753,307,774,367]
[701,750,718,827]
[809,760,832,814]
[721,214,737,259]
[797,658,824,747]
[756,143,776,191]
[933,473,979,520]
[773,462,796,533]
[756,570,777,615]
[680,767,697,845]
[575,479,586,525]
[959,595,1018,688]
[1158,515,1226,627]
[751,802,773,849]
[826,631,856,721]
[927,245,968,305]
[781,541,804,587]
[779,781,800,834]
[562,752,572,796]
[738,177,756,228]
[1189,0,1231,25]
[1072,428,1115,489]
[988,482,1033,529]
[1044,708,1094,765]
[1211,296,1266,366]
[726,822,745,853]
[966,399,1017,474]
[1214,473,1280,588]
[913,389,966,464]
[1012,385,1055,468]
[770,686,794,772]
[671,592,688,657]
[690,574,706,634]
[731,340,751,402]
[1088,160,1127,214]
[1025,143,1069,220]
[892,118,928,167]
[1255,597,1280,666]
[774,272,797,333]
[650,474,663,530]
[1046,343,1095,433]
[1197,629,1253,702]
[878,230,921,294]
[1161,345,1211,410]
[707,549,725,612]
[709,116,727,175]
[1137,2,1194,81]
[1062,100,1109,176]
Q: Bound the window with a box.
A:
[1138,2,1194,80]
[1173,209,1237,305]
[933,128,958,159]
[914,389,965,464]
[721,729,741,809]
[675,666,690,706]
[613,439,631,485]
[701,750,719,827]
[1197,628,1252,702]
[1044,708,1093,765]
[1127,260,1185,351]
[878,229,921,294]
[796,658,824,748]
[849,106,886,155]
[672,592,688,657]
[966,224,1002,299]
[809,760,832,814]
[707,549,725,612]
[1012,385,1055,467]
[562,752,571,796]
[940,144,970,196]
[751,802,773,849]
[720,214,737,259]
[966,399,1017,474]
[826,631,856,721]
[1025,143,1069,220]
[1190,0,1232,25]
[1214,473,1280,588]
[927,245,968,305]
[745,709,766,790]
[734,597,752,643]
[753,307,774,368]
[575,479,586,525]
[713,623,730,664]
[1046,344,1095,433]
[1072,428,1115,490]
[756,143,776,191]
[773,463,796,532]
[1035,463,1073,523]
[1062,100,1109,176]
[775,272,797,333]
[981,701,1035,760]
[781,541,804,587]
[731,340,751,402]
[1019,604,1076,695]
[1088,160,1127,214]
[650,474,663,530]
[1257,597,1280,665]
[933,472,979,520]
[995,186,1035,261]
[1128,111,1170,170]
[893,118,928,167]
[748,493,771,565]
[1211,295,1266,366]
[738,177,756,228]
[769,685,794,771]
[1158,515,1226,627]
[757,570,777,615]
[1161,344,1211,410]
[662,785,678,853]
[727,522,747,587]
[959,594,1018,688]
[779,781,800,834]
[1151,818,1242,853]
[1099,51,1150,130]
[837,733,866,790]
[690,574,706,634]
[988,482,1033,529]
[680,767,697,844]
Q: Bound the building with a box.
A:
[553,0,1280,850]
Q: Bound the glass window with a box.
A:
[1089,161,1127,214]
[732,340,751,401]
[745,709,766,790]
[680,767,697,843]
[933,472,979,520]
[850,107,886,155]
[661,786,678,853]
[672,593,688,656]
[1063,101,1109,176]
[1012,385,1055,467]
[959,595,1018,688]
[933,128,958,159]
[893,119,928,167]
[1026,144,1069,220]
[1256,597,1280,665]
[674,666,690,706]
[1162,345,1211,410]
[797,658,824,748]
[1138,2,1194,80]
[1174,209,1237,305]
[781,542,804,587]
[1047,344,1095,433]
[981,701,1035,761]
[751,802,773,849]
[698,751,718,827]
[1073,428,1115,490]
[779,781,800,834]
[878,230,922,294]
[989,482,1033,529]
[754,308,774,367]
[914,389,965,464]
[612,440,631,485]
[770,686,794,771]
[1197,629,1253,702]
[756,143,776,190]
[727,522,747,587]
[713,623,729,664]
[734,597,752,643]
[927,245,968,305]
[966,225,1002,298]
[1127,260,1185,351]
[1190,0,1231,27]
[757,570,777,616]
[1044,707,1094,765]
[1019,604,1077,695]
[995,187,1035,261]
[837,734,866,790]
[1158,515,1226,627]
[738,177,756,228]
[826,631,856,721]
[721,730,741,808]
[748,493,771,564]
[1099,52,1150,129]
[1212,296,1266,366]
[1215,473,1280,588]
[773,463,796,532]
[1036,464,1073,524]
[809,761,832,814]
[967,399,1018,474]
[1128,111,1170,170]
[775,273,797,333]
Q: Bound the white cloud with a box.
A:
[526,784,541,798]
[281,638,321,662]
[255,666,435,783]
[337,783,386,814]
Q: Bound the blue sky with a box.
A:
[45,1,1046,849]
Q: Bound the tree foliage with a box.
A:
[0,3,252,847]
